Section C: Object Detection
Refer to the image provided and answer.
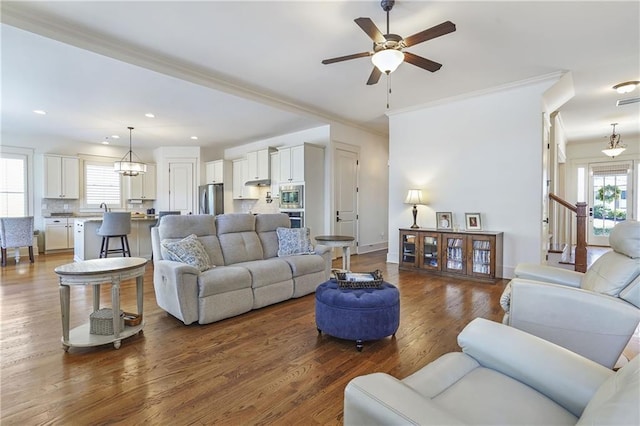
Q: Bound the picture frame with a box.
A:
[436,212,453,230]
[465,213,482,231]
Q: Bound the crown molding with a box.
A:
[386,71,565,117]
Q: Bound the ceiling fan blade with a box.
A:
[366,67,382,85]
[404,52,442,72]
[322,52,372,65]
[403,21,456,47]
[355,17,385,43]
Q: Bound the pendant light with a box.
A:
[602,123,626,158]
[114,126,147,176]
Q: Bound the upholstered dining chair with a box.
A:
[500,220,640,368]
[96,212,131,258]
[0,216,35,267]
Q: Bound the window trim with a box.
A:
[81,157,124,210]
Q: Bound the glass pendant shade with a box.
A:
[114,161,147,176]
[372,49,404,73]
[602,123,626,158]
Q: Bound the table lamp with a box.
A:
[404,189,424,229]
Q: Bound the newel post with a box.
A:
[575,202,588,273]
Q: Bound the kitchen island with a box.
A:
[74,216,157,262]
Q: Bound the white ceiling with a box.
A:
[2,1,639,151]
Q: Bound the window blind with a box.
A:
[85,162,121,206]
[590,162,631,177]
[0,155,26,217]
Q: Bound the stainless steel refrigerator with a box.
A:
[198,184,224,215]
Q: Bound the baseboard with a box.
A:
[357,242,387,255]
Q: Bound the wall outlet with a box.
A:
[42,204,47,210]
[63,204,69,210]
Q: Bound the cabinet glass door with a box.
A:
[469,235,494,278]
[420,234,439,270]
[444,234,466,274]
[400,232,417,267]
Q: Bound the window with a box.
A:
[0,153,27,216]
[84,160,121,207]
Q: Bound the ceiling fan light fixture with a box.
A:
[601,123,626,158]
[114,126,147,176]
[372,49,404,74]
[612,81,640,94]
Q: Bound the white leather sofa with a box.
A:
[344,318,639,425]
[500,220,640,368]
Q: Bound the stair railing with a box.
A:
[549,193,587,273]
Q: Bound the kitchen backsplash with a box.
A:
[41,199,155,216]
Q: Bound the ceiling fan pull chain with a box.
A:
[386,72,391,109]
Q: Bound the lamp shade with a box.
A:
[114,161,147,176]
[372,49,404,74]
[404,189,424,205]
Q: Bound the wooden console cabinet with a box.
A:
[399,228,503,281]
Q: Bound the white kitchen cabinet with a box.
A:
[246,148,274,181]
[45,217,74,251]
[126,163,156,200]
[43,155,79,199]
[278,145,305,183]
[205,160,225,184]
[232,159,258,200]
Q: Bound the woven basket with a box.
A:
[90,308,125,335]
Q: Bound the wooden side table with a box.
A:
[315,235,355,271]
[54,257,147,351]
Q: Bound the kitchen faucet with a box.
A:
[99,202,109,212]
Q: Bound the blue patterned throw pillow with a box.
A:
[161,234,212,272]
[276,227,314,257]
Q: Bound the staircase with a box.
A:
[548,193,588,273]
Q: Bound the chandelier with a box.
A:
[114,127,147,176]
[601,123,626,158]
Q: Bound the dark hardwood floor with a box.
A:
[0,251,507,425]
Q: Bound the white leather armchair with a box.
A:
[501,220,640,368]
[344,318,639,426]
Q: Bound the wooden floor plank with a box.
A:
[0,251,507,424]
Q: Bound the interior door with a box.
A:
[169,161,194,214]
[588,161,632,246]
[334,147,358,252]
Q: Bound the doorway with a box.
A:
[334,145,359,252]
[588,161,632,246]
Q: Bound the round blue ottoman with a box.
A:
[315,280,400,351]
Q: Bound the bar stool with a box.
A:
[97,212,131,258]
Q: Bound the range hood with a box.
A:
[245,179,271,186]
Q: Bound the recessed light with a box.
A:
[33,110,47,115]
[102,141,110,145]
[190,136,198,140]
[111,135,120,139]
[145,113,155,118]
[613,81,640,94]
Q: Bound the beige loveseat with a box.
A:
[151,213,331,325]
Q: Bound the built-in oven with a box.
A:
[282,211,304,228]
[279,184,304,210]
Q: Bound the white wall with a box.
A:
[387,79,558,278]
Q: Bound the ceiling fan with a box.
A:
[322,0,456,85]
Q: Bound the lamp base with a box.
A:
[410,205,419,229]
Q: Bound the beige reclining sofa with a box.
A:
[151,213,331,325]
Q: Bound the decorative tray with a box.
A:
[335,269,384,289]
